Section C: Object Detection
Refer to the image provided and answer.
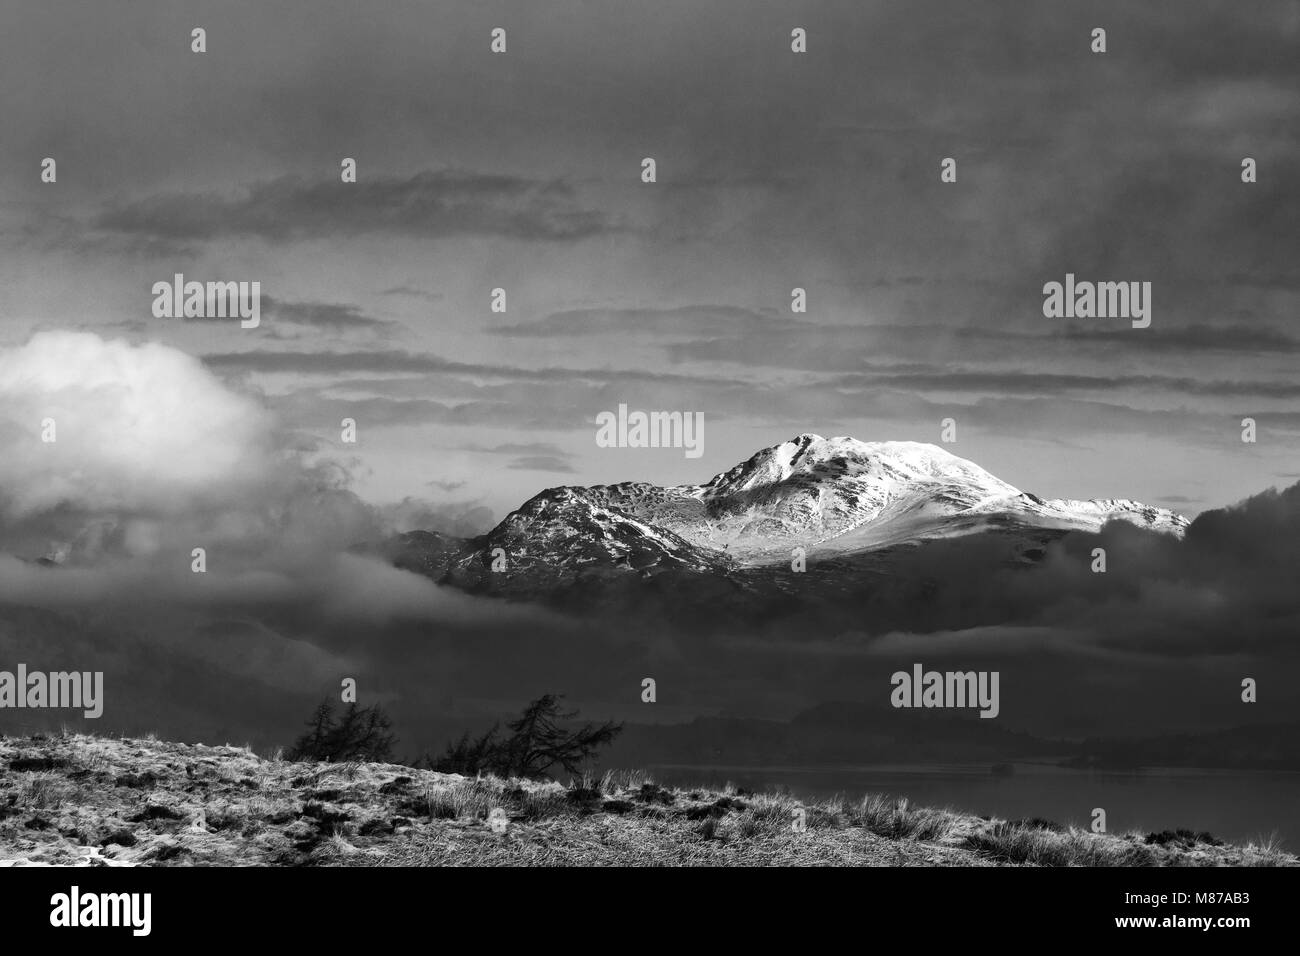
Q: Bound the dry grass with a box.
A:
[962,822,1161,866]
[17,772,68,812]
[1242,833,1290,866]
[853,793,963,842]
[0,733,1293,868]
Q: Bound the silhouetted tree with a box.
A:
[431,726,503,776]
[430,694,622,778]
[288,700,396,763]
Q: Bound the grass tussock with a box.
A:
[854,793,962,842]
[963,822,1162,867]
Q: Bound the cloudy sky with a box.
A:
[0,0,1295,527]
[0,1,1297,750]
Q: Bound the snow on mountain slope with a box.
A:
[569,434,1187,564]
[430,484,735,597]
[418,435,1189,588]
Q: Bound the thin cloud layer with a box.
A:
[94,170,617,243]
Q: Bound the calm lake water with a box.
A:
[648,762,1300,848]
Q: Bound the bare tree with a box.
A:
[430,694,622,778]
[288,700,396,763]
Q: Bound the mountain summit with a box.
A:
[660,433,1187,560]
[391,434,1187,602]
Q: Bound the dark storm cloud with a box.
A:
[1090,5,1298,124]
[0,556,590,751]
[3,0,1297,750]
[757,479,1300,663]
[588,476,1300,733]
[1224,273,1300,292]
[1029,159,1300,287]
[93,170,618,243]
[260,296,397,332]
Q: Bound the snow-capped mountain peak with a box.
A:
[671,434,1185,559]
[700,434,1015,499]
[396,433,1189,596]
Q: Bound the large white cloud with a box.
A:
[0,330,516,621]
[0,331,276,520]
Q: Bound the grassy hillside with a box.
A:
[0,733,1291,867]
